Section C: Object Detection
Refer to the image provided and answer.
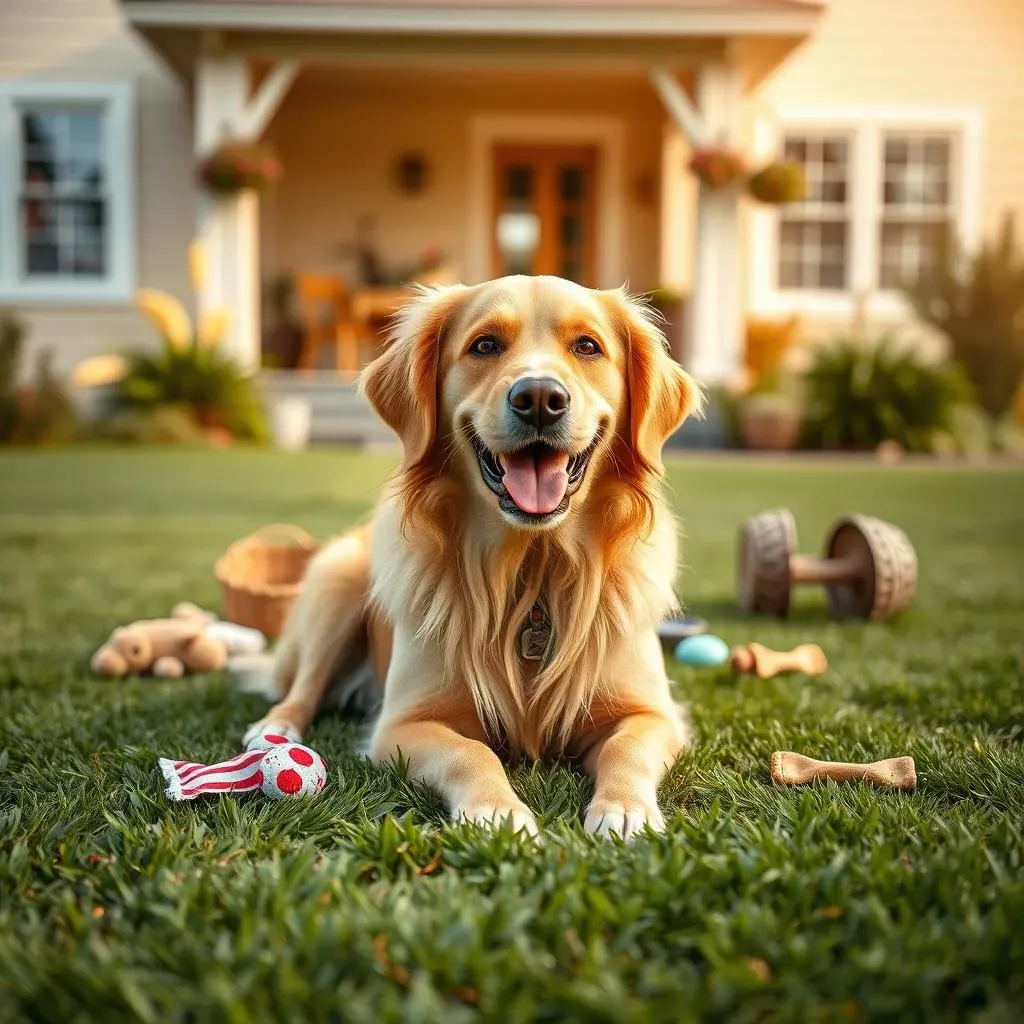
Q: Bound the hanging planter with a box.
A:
[747,161,806,205]
[688,146,746,190]
[197,141,283,197]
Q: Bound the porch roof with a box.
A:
[120,0,827,38]
[122,1,827,90]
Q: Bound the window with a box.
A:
[778,135,851,290]
[752,109,980,316]
[0,82,134,303]
[878,135,953,289]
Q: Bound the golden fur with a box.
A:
[248,276,700,838]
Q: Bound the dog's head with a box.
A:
[361,276,699,531]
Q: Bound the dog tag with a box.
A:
[520,602,552,662]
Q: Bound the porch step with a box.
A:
[259,371,728,449]
[261,370,396,446]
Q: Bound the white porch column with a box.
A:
[194,51,261,371]
[687,62,744,386]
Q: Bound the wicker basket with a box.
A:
[214,524,319,638]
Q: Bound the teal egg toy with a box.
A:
[673,634,730,667]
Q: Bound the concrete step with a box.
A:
[261,370,393,445]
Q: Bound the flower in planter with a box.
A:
[197,141,283,196]
[688,146,746,190]
[747,161,806,205]
[419,243,444,272]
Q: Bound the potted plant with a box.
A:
[644,286,686,362]
[407,244,457,286]
[747,161,806,205]
[197,141,283,197]
[736,380,805,452]
[688,146,746,190]
[735,317,804,450]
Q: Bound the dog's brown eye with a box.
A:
[470,335,502,356]
[572,336,601,357]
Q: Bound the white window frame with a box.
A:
[0,81,136,305]
[750,107,983,321]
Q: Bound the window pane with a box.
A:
[21,108,104,193]
[884,135,951,207]
[779,218,849,290]
[560,213,583,247]
[69,111,102,150]
[783,133,849,206]
[506,165,533,202]
[559,166,584,202]
[879,220,947,289]
[783,138,806,164]
[19,105,107,281]
[21,197,106,278]
[22,111,59,148]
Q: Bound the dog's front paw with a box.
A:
[241,717,303,748]
[584,798,665,840]
[455,802,538,836]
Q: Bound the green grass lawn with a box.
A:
[1,449,1023,1023]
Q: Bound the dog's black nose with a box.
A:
[508,376,570,430]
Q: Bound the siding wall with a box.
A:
[0,0,193,375]
[748,0,1024,347]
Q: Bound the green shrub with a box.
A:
[106,338,267,442]
[98,405,210,446]
[0,310,23,442]
[904,212,1024,418]
[801,336,971,453]
[947,404,995,458]
[14,349,78,444]
[0,311,77,444]
[994,416,1024,457]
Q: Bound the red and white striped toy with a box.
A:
[159,729,327,801]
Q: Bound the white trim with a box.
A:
[0,80,136,305]
[122,2,823,38]
[466,114,626,288]
[687,61,744,384]
[193,53,262,370]
[749,105,984,321]
[649,68,709,149]
[236,59,300,141]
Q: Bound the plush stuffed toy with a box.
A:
[90,618,228,679]
[90,602,267,679]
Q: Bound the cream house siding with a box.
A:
[747,0,1024,345]
[0,0,193,374]
[261,68,666,292]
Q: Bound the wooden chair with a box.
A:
[295,273,363,375]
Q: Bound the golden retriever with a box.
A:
[246,275,700,838]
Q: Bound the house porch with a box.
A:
[122,1,826,440]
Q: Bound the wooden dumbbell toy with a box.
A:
[737,510,918,620]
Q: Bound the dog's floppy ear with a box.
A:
[359,284,468,467]
[606,289,702,475]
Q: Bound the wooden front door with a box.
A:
[491,145,598,286]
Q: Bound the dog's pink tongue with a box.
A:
[500,449,570,514]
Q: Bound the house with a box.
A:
[2,0,1022,439]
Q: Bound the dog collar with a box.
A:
[520,601,553,662]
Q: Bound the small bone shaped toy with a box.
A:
[730,642,828,679]
[770,751,917,791]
